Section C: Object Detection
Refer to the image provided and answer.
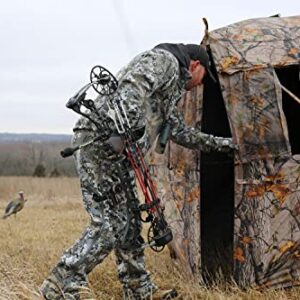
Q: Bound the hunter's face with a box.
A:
[185,61,206,91]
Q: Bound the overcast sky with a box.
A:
[0,0,298,134]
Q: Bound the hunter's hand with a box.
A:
[215,137,239,153]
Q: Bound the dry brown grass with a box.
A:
[0,177,299,300]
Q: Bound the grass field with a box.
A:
[0,177,299,300]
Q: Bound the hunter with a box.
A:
[40,43,236,300]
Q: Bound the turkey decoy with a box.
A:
[3,191,27,219]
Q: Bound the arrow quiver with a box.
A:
[62,65,173,252]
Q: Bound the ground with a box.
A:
[0,177,299,300]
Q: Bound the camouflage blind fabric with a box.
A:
[149,87,203,276]
[150,15,300,289]
[208,15,300,288]
[207,15,300,74]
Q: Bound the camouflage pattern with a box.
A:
[208,15,300,288]
[41,47,234,299]
[149,87,204,276]
[149,15,300,289]
[41,136,157,300]
[73,48,234,153]
[204,16,300,75]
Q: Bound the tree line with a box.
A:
[0,141,77,177]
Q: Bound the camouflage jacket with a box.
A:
[73,48,234,153]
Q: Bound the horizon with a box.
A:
[0,131,72,135]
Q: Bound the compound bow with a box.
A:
[61,65,173,252]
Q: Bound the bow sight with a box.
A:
[61,65,173,252]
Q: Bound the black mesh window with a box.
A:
[275,65,300,155]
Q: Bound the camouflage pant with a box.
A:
[40,131,156,300]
